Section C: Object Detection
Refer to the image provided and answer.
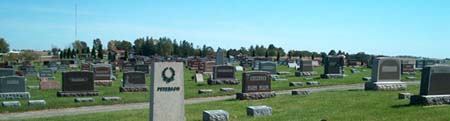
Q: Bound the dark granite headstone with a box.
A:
[122,63,135,73]
[300,60,313,72]
[242,71,271,93]
[320,56,344,78]
[365,57,406,91]
[0,76,30,99]
[208,65,238,85]
[419,65,450,95]
[120,71,147,92]
[58,71,98,97]
[93,65,112,80]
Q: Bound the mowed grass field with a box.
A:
[17,84,450,121]
[1,62,417,113]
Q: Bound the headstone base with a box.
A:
[320,74,344,79]
[292,90,311,95]
[94,80,113,86]
[0,92,31,99]
[220,88,235,92]
[236,92,276,100]
[120,86,148,92]
[364,82,407,91]
[289,82,304,87]
[199,89,213,94]
[57,91,99,97]
[295,71,317,77]
[410,95,450,105]
[102,97,121,101]
[74,98,94,102]
[399,93,413,99]
[208,79,239,85]
[28,100,46,106]
[2,101,21,107]
[203,110,229,121]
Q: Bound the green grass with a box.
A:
[18,84,450,121]
[0,64,372,113]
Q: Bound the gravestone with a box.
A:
[216,49,225,65]
[0,68,15,77]
[202,61,215,74]
[135,64,149,73]
[48,61,58,71]
[81,63,90,71]
[208,65,239,85]
[39,68,55,80]
[122,63,135,73]
[57,71,99,97]
[57,64,69,72]
[195,73,204,83]
[120,71,148,92]
[203,110,229,121]
[295,60,317,76]
[253,60,261,70]
[320,56,344,78]
[92,64,113,86]
[411,65,450,105]
[259,61,277,74]
[39,78,60,90]
[365,57,406,90]
[401,64,415,75]
[0,76,30,99]
[150,62,185,121]
[235,66,244,71]
[237,71,276,100]
[25,67,37,77]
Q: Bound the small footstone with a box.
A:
[199,89,213,94]
[2,101,21,107]
[307,81,320,86]
[27,85,40,89]
[289,82,304,87]
[398,93,413,99]
[74,98,94,103]
[102,97,121,101]
[28,100,46,106]
[203,110,229,121]
[406,76,416,80]
[292,90,311,95]
[220,88,235,92]
[247,105,272,117]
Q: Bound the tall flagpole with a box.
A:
[75,3,78,41]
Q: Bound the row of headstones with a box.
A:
[1,97,121,107]
[364,57,450,106]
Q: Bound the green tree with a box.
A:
[328,50,337,55]
[0,37,9,53]
[91,47,96,58]
[97,44,103,59]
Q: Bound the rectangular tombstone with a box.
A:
[62,71,94,92]
[25,67,37,76]
[57,64,69,72]
[39,69,54,78]
[150,62,185,121]
[121,71,148,92]
[81,63,90,71]
[0,68,15,77]
[213,65,235,80]
[259,61,277,74]
[0,76,26,93]
[122,63,135,73]
[371,58,401,82]
[300,60,314,72]
[242,71,271,93]
[135,64,149,73]
[195,73,204,83]
[93,64,112,80]
[324,56,344,75]
[401,64,415,73]
[420,65,450,95]
[203,61,215,73]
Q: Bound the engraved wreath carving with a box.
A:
[162,67,175,83]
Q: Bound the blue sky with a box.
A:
[0,0,448,58]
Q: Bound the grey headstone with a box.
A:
[307,81,320,86]
[289,82,304,87]
[247,105,272,117]
[28,100,46,106]
[102,97,121,101]
[0,68,15,77]
[198,89,213,94]
[0,76,26,93]
[150,62,185,121]
[216,49,225,65]
[2,101,20,107]
[235,66,244,71]
[420,65,450,95]
[259,61,277,74]
[203,110,229,121]
[74,98,94,102]
[219,88,235,92]
[195,73,204,83]
[292,90,311,95]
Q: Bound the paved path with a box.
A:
[0,81,419,120]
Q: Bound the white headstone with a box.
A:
[288,63,298,68]
[150,62,185,121]
[235,66,244,71]
[195,73,204,83]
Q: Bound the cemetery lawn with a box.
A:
[0,65,371,113]
[20,84,450,121]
